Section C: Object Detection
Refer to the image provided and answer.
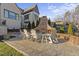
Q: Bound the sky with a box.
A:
[16,3,79,21]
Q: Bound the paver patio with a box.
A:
[4,39,79,56]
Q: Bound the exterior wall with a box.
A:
[0,25,7,35]
[23,11,39,28]
[55,21,64,25]
[0,4,1,22]
[0,3,21,29]
[29,12,39,26]
[21,15,26,28]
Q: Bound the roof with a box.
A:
[22,4,39,14]
[15,4,24,13]
[55,21,64,25]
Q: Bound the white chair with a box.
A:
[36,32,42,42]
[46,34,52,43]
[30,29,37,41]
[23,29,29,39]
[51,30,58,43]
[41,34,46,43]
[41,34,53,43]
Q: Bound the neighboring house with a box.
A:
[22,4,39,28]
[53,21,66,33]
[0,3,22,30]
[55,21,64,25]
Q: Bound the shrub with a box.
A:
[60,26,64,33]
[68,23,73,34]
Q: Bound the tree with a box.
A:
[68,23,73,34]
[39,18,41,22]
[60,26,64,33]
[32,21,35,29]
[27,22,31,29]
[53,22,56,27]
[75,5,79,14]
[64,11,71,24]
[48,18,51,26]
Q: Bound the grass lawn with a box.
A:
[0,41,23,56]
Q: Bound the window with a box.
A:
[4,9,8,18]
[24,14,29,20]
[9,12,16,19]
[4,9,19,20]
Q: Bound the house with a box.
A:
[0,3,22,32]
[55,21,64,25]
[53,21,67,33]
[0,3,40,38]
[22,4,39,29]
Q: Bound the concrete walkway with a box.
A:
[4,39,79,56]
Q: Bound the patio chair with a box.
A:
[41,33,51,43]
[36,32,42,42]
[23,29,29,39]
[30,29,37,41]
[41,34,47,43]
[47,34,53,43]
[51,31,58,43]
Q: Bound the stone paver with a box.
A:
[4,39,79,56]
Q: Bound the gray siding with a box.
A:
[0,3,21,29]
